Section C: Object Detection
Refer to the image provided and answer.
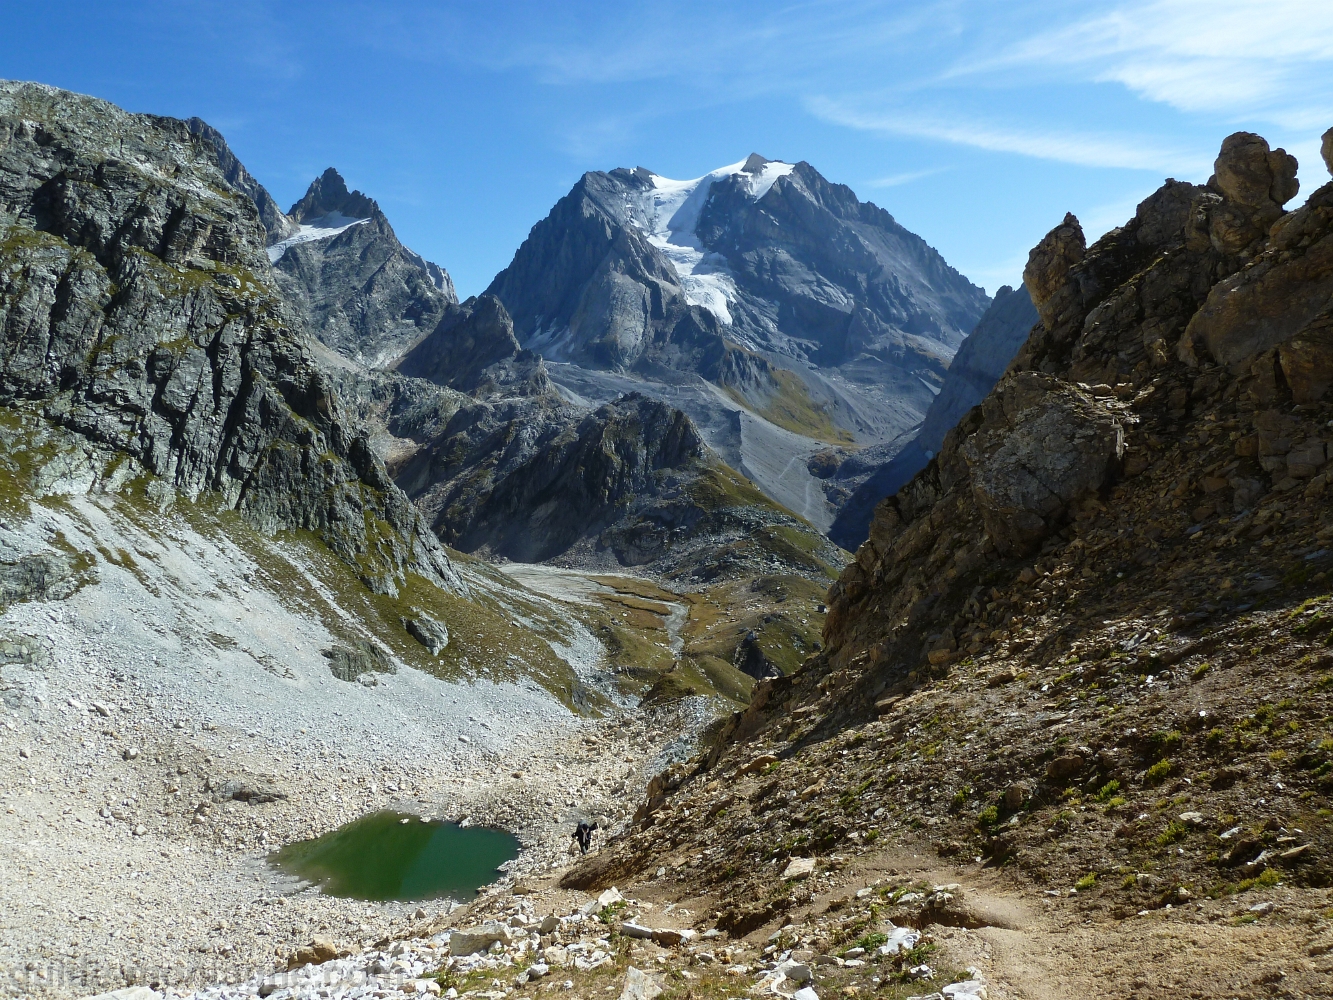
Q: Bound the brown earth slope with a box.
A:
[546,130,1333,998]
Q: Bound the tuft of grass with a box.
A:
[1074,873,1097,891]
[1156,820,1188,847]
[1146,759,1174,784]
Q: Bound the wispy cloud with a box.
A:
[964,0,1333,128]
[867,167,948,187]
[807,96,1208,175]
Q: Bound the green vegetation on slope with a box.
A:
[723,367,853,445]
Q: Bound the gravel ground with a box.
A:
[0,497,715,999]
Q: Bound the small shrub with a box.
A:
[1074,873,1097,891]
[1093,780,1121,803]
[1192,662,1212,679]
[1152,730,1183,755]
[1146,759,1173,784]
[977,804,999,827]
[1156,820,1188,846]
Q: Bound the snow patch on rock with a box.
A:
[267,213,370,263]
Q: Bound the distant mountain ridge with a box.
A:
[267,168,460,367]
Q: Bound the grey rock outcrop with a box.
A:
[323,639,395,682]
[186,117,298,244]
[403,615,448,655]
[396,294,533,394]
[403,393,705,562]
[828,284,1038,549]
[271,168,458,366]
[0,80,461,596]
[959,372,1125,554]
[0,551,85,608]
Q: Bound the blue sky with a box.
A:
[3,1,1332,298]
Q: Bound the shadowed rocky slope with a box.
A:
[829,284,1039,549]
[0,81,460,595]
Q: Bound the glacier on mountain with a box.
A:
[266,211,370,263]
[629,156,796,327]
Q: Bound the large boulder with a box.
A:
[449,921,512,956]
[1206,132,1299,254]
[960,372,1124,554]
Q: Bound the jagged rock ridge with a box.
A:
[266,168,458,367]
[185,117,298,245]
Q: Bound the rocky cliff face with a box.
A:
[391,379,844,581]
[395,294,533,395]
[821,131,1321,698]
[695,159,989,367]
[828,284,1038,548]
[269,168,458,367]
[0,81,461,596]
[186,117,298,245]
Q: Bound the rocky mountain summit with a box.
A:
[555,129,1333,996]
[0,81,459,596]
[484,155,990,530]
[269,168,459,367]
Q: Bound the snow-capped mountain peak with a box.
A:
[638,154,793,243]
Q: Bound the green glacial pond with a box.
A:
[270,812,520,901]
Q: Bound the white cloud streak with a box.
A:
[967,0,1333,127]
[807,96,1209,175]
[867,167,948,187]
